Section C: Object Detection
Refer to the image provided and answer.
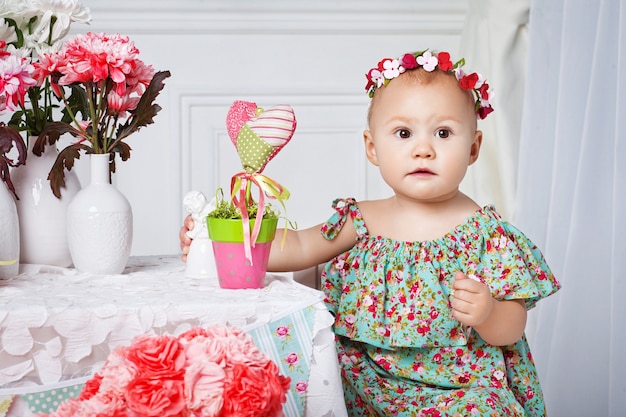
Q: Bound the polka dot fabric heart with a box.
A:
[226,101,297,173]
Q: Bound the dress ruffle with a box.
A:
[321,198,560,350]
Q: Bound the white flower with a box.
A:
[0,0,25,20]
[416,51,438,72]
[0,19,18,44]
[20,0,91,51]
[381,58,401,80]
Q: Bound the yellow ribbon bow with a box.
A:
[230,172,290,263]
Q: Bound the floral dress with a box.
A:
[320,198,561,417]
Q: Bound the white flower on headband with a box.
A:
[381,59,401,84]
[365,49,495,120]
[416,51,438,72]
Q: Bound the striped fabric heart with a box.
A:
[226,101,297,173]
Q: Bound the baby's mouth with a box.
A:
[411,168,434,175]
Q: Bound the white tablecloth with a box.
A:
[0,255,347,416]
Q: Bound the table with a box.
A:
[0,256,347,417]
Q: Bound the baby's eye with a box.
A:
[435,129,451,139]
[395,129,411,139]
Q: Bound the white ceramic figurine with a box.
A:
[182,190,217,279]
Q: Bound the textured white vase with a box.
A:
[67,154,132,274]
[11,138,81,267]
[0,182,20,279]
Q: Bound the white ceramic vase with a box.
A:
[11,138,81,267]
[67,154,132,274]
[0,182,20,279]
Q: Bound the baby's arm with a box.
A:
[268,219,357,272]
[179,214,358,271]
[451,272,527,346]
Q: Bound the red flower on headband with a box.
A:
[437,52,453,71]
[478,82,491,100]
[459,73,479,90]
[377,58,391,71]
[365,68,379,91]
[478,105,494,120]
[401,53,418,69]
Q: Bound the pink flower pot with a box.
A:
[207,217,277,289]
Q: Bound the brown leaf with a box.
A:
[0,122,27,199]
[114,70,171,143]
[34,122,84,156]
[48,143,91,198]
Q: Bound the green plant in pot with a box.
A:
[207,100,296,289]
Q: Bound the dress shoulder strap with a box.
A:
[320,198,368,240]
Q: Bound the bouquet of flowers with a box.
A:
[35,325,291,417]
[32,31,171,197]
[0,0,91,137]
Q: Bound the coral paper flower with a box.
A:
[34,325,291,417]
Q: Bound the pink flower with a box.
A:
[221,362,291,417]
[97,350,138,399]
[78,373,102,401]
[295,380,308,394]
[184,336,228,369]
[285,352,299,367]
[400,53,418,69]
[184,362,225,416]
[34,325,290,417]
[107,90,140,118]
[0,53,36,111]
[58,32,141,96]
[178,327,211,341]
[275,325,289,338]
[125,334,186,377]
[125,376,186,417]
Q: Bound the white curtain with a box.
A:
[515,0,626,415]
[461,0,626,414]
[459,0,530,220]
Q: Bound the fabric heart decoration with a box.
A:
[226,100,297,173]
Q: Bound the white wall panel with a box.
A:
[65,0,467,256]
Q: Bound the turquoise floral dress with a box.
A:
[320,198,561,417]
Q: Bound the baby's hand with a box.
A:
[179,215,194,262]
[450,271,494,327]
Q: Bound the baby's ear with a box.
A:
[363,130,379,166]
[468,130,483,165]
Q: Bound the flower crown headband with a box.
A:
[365,50,494,120]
